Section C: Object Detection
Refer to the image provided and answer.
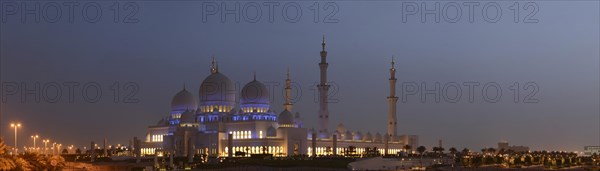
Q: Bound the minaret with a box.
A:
[318,36,330,133]
[284,68,293,111]
[387,57,399,138]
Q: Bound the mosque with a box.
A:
[139,38,419,159]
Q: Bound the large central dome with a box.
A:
[199,72,236,112]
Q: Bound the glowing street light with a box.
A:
[10,123,21,153]
[68,145,74,154]
[52,142,56,155]
[30,135,39,151]
[42,139,50,155]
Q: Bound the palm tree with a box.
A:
[449,147,458,155]
[449,147,458,165]
[20,152,48,170]
[498,148,506,155]
[432,147,444,157]
[487,148,496,155]
[0,138,16,170]
[462,148,470,155]
[403,145,412,152]
[416,146,427,167]
[417,146,426,156]
[403,145,411,157]
[13,157,33,171]
[432,147,439,153]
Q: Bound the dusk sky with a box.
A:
[1,1,598,152]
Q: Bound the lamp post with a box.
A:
[30,135,39,152]
[52,142,56,155]
[10,123,21,154]
[43,139,49,155]
[57,144,62,154]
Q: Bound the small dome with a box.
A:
[180,110,196,124]
[278,109,294,125]
[364,132,373,142]
[307,128,316,138]
[240,79,269,105]
[199,72,235,104]
[171,88,197,111]
[353,131,362,141]
[318,130,330,139]
[336,123,346,135]
[294,112,303,128]
[392,135,401,142]
[267,126,277,137]
[343,130,353,141]
[374,133,383,142]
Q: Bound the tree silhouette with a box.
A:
[403,145,412,152]
[0,138,16,170]
[462,148,470,155]
[20,152,47,170]
[417,146,426,156]
[13,157,33,171]
[449,147,457,155]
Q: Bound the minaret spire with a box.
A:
[284,68,293,111]
[183,83,186,90]
[211,56,218,74]
[321,35,326,51]
[318,36,330,134]
[253,71,256,81]
[286,67,290,80]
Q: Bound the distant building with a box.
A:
[139,38,419,158]
[584,146,600,156]
[498,141,529,153]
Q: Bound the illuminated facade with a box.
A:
[140,39,418,158]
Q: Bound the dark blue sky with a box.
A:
[1,1,598,152]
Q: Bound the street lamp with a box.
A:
[42,139,49,155]
[10,123,21,153]
[30,135,39,152]
[52,142,56,155]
